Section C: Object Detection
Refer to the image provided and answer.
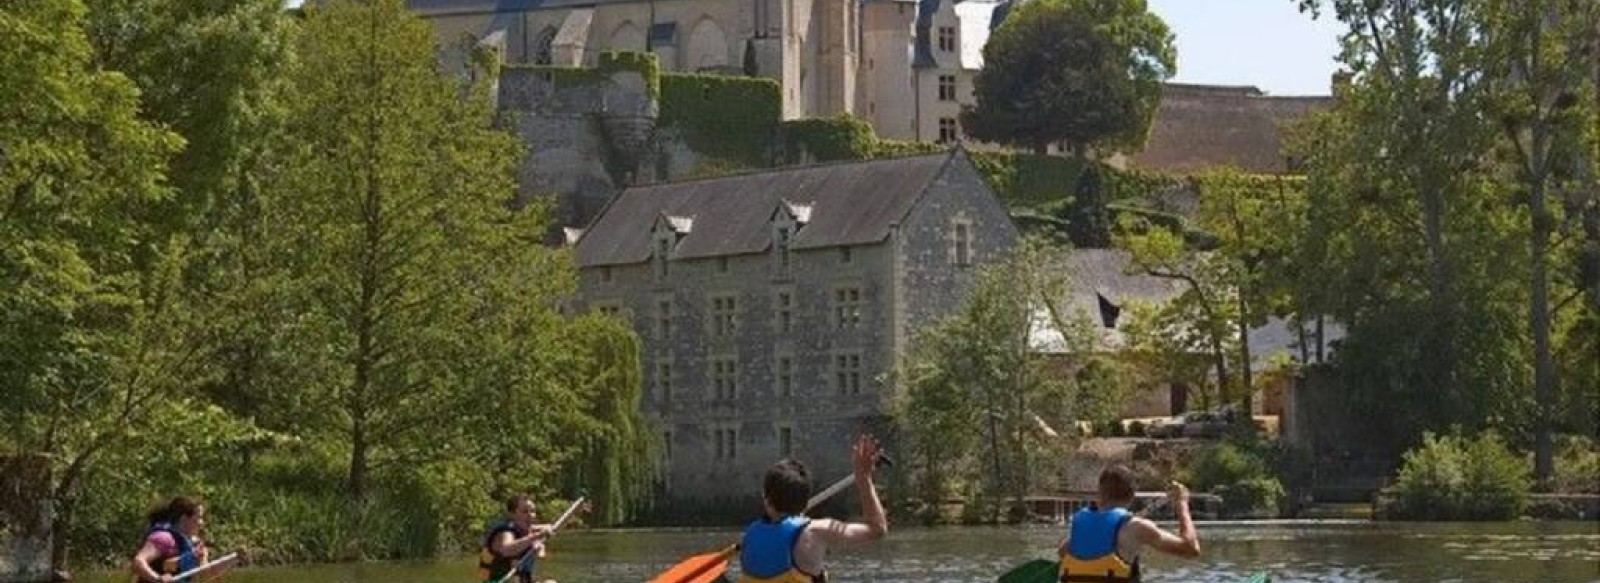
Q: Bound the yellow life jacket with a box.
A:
[476,519,533,583]
[736,516,824,583]
[1059,507,1139,583]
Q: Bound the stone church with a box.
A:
[407,0,923,128]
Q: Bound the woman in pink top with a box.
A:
[130,497,223,583]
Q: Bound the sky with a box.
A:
[284,0,1344,96]
[1147,0,1345,95]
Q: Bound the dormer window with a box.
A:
[777,227,791,270]
[771,202,805,277]
[653,213,692,281]
[654,237,671,279]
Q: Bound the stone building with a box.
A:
[405,0,919,128]
[569,149,1019,500]
[406,0,1332,171]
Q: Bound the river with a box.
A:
[174,522,1600,583]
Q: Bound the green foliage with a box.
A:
[779,115,878,163]
[1115,168,1308,410]
[963,0,1175,154]
[1,0,192,569]
[1387,431,1531,521]
[1180,440,1285,518]
[896,238,1123,522]
[512,65,606,88]
[871,139,944,158]
[1288,0,1538,450]
[1551,436,1599,495]
[659,72,781,169]
[969,151,1093,208]
[82,0,293,242]
[598,51,659,98]
[5,0,657,568]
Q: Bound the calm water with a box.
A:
[171,522,1600,583]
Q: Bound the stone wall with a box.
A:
[1,455,52,583]
[578,241,899,501]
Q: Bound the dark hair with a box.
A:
[762,459,811,515]
[147,497,201,525]
[1098,465,1136,503]
[505,493,532,513]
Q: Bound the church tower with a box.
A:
[812,0,859,117]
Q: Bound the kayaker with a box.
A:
[1057,465,1200,583]
[477,494,556,583]
[737,434,887,583]
[130,496,226,583]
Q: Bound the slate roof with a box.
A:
[406,0,636,16]
[1029,249,1345,369]
[574,151,963,267]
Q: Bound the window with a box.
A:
[711,295,738,337]
[600,266,613,283]
[776,356,794,398]
[775,290,795,333]
[778,426,794,457]
[938,26,955,52]
[654,237,671,278]
[834,353,862,395]
[712,357,739,401]
[656,299,673,341]
[953,221,972,266]
[663,430,673,461]
[834,287,862,329]
[938,75,956,101]
[938,117,959,144]
[716,427,739,460]
[775,226,792,272]
[718,256,730,273]
[839,246,853,264]
[595,303,621,317]
[655,361,673,402]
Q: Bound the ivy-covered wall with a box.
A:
[659,72,782,168]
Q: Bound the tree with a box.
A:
[79,0,301,457]
[267,0,530,500]
[1475,0,1600,486]
[1294,0,1532,451]
[1,0,186,566]
[961,0,1175,156]
[895,238,1116,521]
[1116,171,1308,415]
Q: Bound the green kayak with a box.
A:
[997,559,1269,583]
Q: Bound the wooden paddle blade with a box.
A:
[646,548,735,583]
[996,559,1058,583]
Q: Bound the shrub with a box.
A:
[1180,441,1283,517]
[1552,435,1599,495]
[1387,430,1530,520]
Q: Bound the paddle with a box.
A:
[646,453,893,583]
[171,553,239,582]
[494,495,589,583]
